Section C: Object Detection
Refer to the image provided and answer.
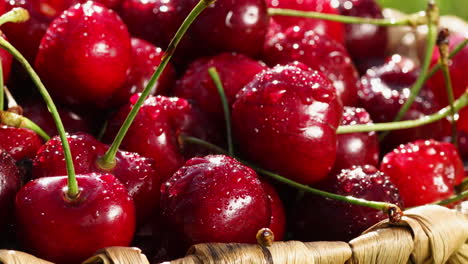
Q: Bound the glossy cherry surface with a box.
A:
[175,52,267,125]
[35,1,132,107]
[33,133,160,224]
[261,179,286,240]
[232,64,343,184]
[0,149,20,231]
[358,55,444,152]
[291,165,403,241]
[0,125,43,161]
[15,174,135,264]
[264,26,360,106]
[334,107,379,173]
[160,155,271,248]
[266,0,344,44]
[380,140,464,207]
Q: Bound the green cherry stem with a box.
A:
[455,178,468,193]
[0,37,79,199]
[0,111,50,140]
[435,190,468,206]
[208,67,234,156]
[0,7,30,26]
[98,0,215,170]
[382,1,439,141]
[425,38,468,81]
[337,91,468,134]
[180,135,403,222]
[267,8,426,26]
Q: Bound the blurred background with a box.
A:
[377,0,468,20]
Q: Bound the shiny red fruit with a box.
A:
[261,179,286,240]
[380,140,464,207]
[0,150,21,231]
[232,64,343,184]
[0,126,42,161]
[15,174,135,264]
[35,1,132,107]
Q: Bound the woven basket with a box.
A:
[1,204,466,263]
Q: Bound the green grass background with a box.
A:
[376,0,468,20]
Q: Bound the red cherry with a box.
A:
[0,149,21,231]
[15,174,135,264]
[380,139,464,207]
[160,155,271,248]
[232,64,343,184]
[175,52,267,125]
[34,1,132,107]
[260,180,286,240]
[263,26,360,106]
[266,0,345,44]
[291,165,403,241]
[0,125,42,161]
[32,0,123,19]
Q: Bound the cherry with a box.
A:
[15,173,135,264]
[334,107,379,173]
[32,133,160,224]
[380,139,464,207]
[291,165,403,242]
[232,64,343,185]
[111,38,176,107]
[104,94,220,182]
[358,55,445,152]
[0,125,42,161]
[0,149,21,232]
[175,52,267,126]
[32,0,123,19]
[34,1,132,107]
[160,155,271,249]
[336,0,388,70]
[260,179,286,240]
[266,0,345,44]
[263,26,360,106]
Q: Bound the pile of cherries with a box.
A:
[0,0,466,263]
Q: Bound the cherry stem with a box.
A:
[267,8,426,27]
[426,39,468,81]
[337,91,468,134]
[455,178,468,193]
[0,7,30,26]
[437,28,458,146]
[98,0,216,170]
[180,134,402,222]
[0,37,79,199]
[0,111,50,140]
[381,1,439,141]
[208,67,234,156]
[4,86,22,114]
[435,190,468,206]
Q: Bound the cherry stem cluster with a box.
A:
[208,67,234,156]
[180,135,402,222]
[98,0,216,170]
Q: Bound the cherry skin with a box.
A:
[32,0,123,20]
[0,149,21,232]
[111,38,176,107]
[333,107,379,173]
[263,26,360,106]
[380,139,464,207]
[266,0,344,44]
[160,155,271,250]
[0,126,42,161]
[33,133,160,224]
[358,55,444,152]
[0,32,12,83]
[260,179,286,240]
[175,52,267,126]
[104,94,220,182]
[232,64,343,185]
[291,165,403,242]
[34,1,132,108]
[15,173,135,264]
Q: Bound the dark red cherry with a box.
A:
[15,174,135,264]
[111,38,176,107]
[232,64,343,185]
[380,140,464,207]
[263,26,360,106]
[266,0,344,44]
[32,0,123,19]
[0,149,21,232]
[180,0,269,58]
[260,180,286,240]
[35,1,132,107]
[104,94,220,182]
[336,0,388,67]
[175,52,267,125]
[358,55,445,152]
[334,107,379,172]
[0,126,42,161]
[429,33,468,134]
[33,133,160,224]
[291,165,403,242]
[0,32,13,83]
[160,155,271,249]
